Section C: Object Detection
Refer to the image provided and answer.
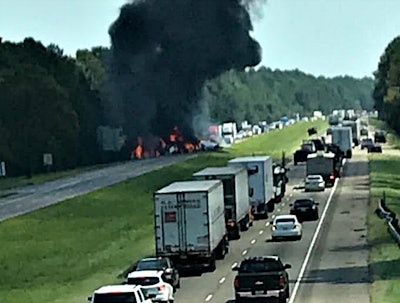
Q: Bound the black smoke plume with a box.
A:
[108,0,263,144]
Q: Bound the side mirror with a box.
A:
[232,266,239,271]
[270,221,274,225]
[87,296,92,302]
[165,268,173,274]
[284,264,292,269]
[289,203,293,207]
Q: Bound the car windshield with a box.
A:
[137,259,165,270]
[294,200,313,207]
[239,260,282,272]
[93,293,137,303]
[128,277,160,286]
[276,218,295,224]
[363,139,373,143]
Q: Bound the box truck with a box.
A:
[342,119,361,146]
[306,151,341,187]
[331,126,353,158]
[222,122,238,144]
[154,180,229,271]
[192,166,251,240]
[227,156,275,218]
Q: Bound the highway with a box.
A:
[0,154,197,222]
[174,147,370,303]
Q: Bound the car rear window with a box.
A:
[239,260,282,272]
[307,176,321,180]
[128,277,160,286]
[294,200,312,207]
[93,293,137,303]
[276,218,295,224]
[137,259,165,270]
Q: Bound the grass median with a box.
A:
[0,120,327,303]
[368,120,400,303]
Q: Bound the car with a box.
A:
[289,198,319,222]
[233,256,291,303]
[360,138,374,150]
[368,143,382,153]
[271,215,302,241]
[360,127,369,136]
[127,270,175,303]
[134,257,180,290]
[304,174,325,192]
[88,284,153,303]
[374,130,387,143]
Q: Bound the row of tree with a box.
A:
[0,38,374,177]
[373,36,400,133]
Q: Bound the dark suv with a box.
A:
[134,257,180,290]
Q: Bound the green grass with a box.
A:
[368,118,400,303]
[0,120,327,303]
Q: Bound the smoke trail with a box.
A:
[108,0,263,142]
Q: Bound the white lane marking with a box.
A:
[271,215,275,219]
[205,294,213,302]
[242,250,248,256]
[289,193,293,197]
[219,277,226,284]
[277,208,281,212]
[288,178,339,303]
[282,203,285,207]
[251,239,256,244]
[231,262,238,268]
[265,222,270,227]
[259,230,264,235]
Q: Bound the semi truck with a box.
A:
[306,151,341,187]
[227,156,275,218]
[331,126,353,158]
[222,122,238,144]
[342,119,361,146]
[154,180,229,271]
[192,166,251,240]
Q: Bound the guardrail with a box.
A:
[375,192,400,246]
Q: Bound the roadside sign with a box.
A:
[0,161,6,177]
[43,153,53,166]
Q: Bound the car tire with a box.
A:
[235,294,242,303]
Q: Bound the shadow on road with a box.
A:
[329,243,369,252]
[301,259,400,284]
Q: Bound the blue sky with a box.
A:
[0,0,399,78]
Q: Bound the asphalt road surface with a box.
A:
[0,154,197,222]
[174,147,370,303]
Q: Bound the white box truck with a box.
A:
[222,122,238,144]
[331,126,353,158]
[154,180,229,271]
[227,156,275,218]
[342,119,361,146]
[192,166,251,240]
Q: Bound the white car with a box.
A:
[88,284,153,303]
[271,215,302,241]
[127,270,174,303]
[304,175,325,192]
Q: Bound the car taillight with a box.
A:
[329,174,335,180]
[279,275,285,287]
[234,278,240,288]
[312,205,316,209]
[272,225,276,230]
[158,284,167,291]
[227,220,236,227]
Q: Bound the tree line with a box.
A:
[373,36,400,133]
[0,38,374,177]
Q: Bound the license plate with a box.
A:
[255,290,264,295]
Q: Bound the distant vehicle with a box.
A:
[304,175,325,192]
[368,143,382,153]
[306,152,341,186]
[360,127,369,136]
[200,139,219,151]
[135,257,180,290]
[360,138,374,150]
[270,215,302,241]
[374,130,387,143]
[127,270,174,303]
[290,198,319,222]
[307,127,318,136]
[331,126,353,158]
[326,127,333,135]
[222,122,238,144]
[88,285,152,303]
[293,149,311,165]
[233,256,291,303]
[342,119,361,146]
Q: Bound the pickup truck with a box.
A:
[233,256,291,303]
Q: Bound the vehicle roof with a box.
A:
[193,166,246,177]
[138,257,165,262]
[94,285,141,294]
[228,155,271,163]
[294,198,314,203]
[243,255,280,262]
[306,174,323,178]
[307,152,335,159]
[127,270,163,278]
[155,180,221,193]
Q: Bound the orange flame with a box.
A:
[134,137,144,159]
